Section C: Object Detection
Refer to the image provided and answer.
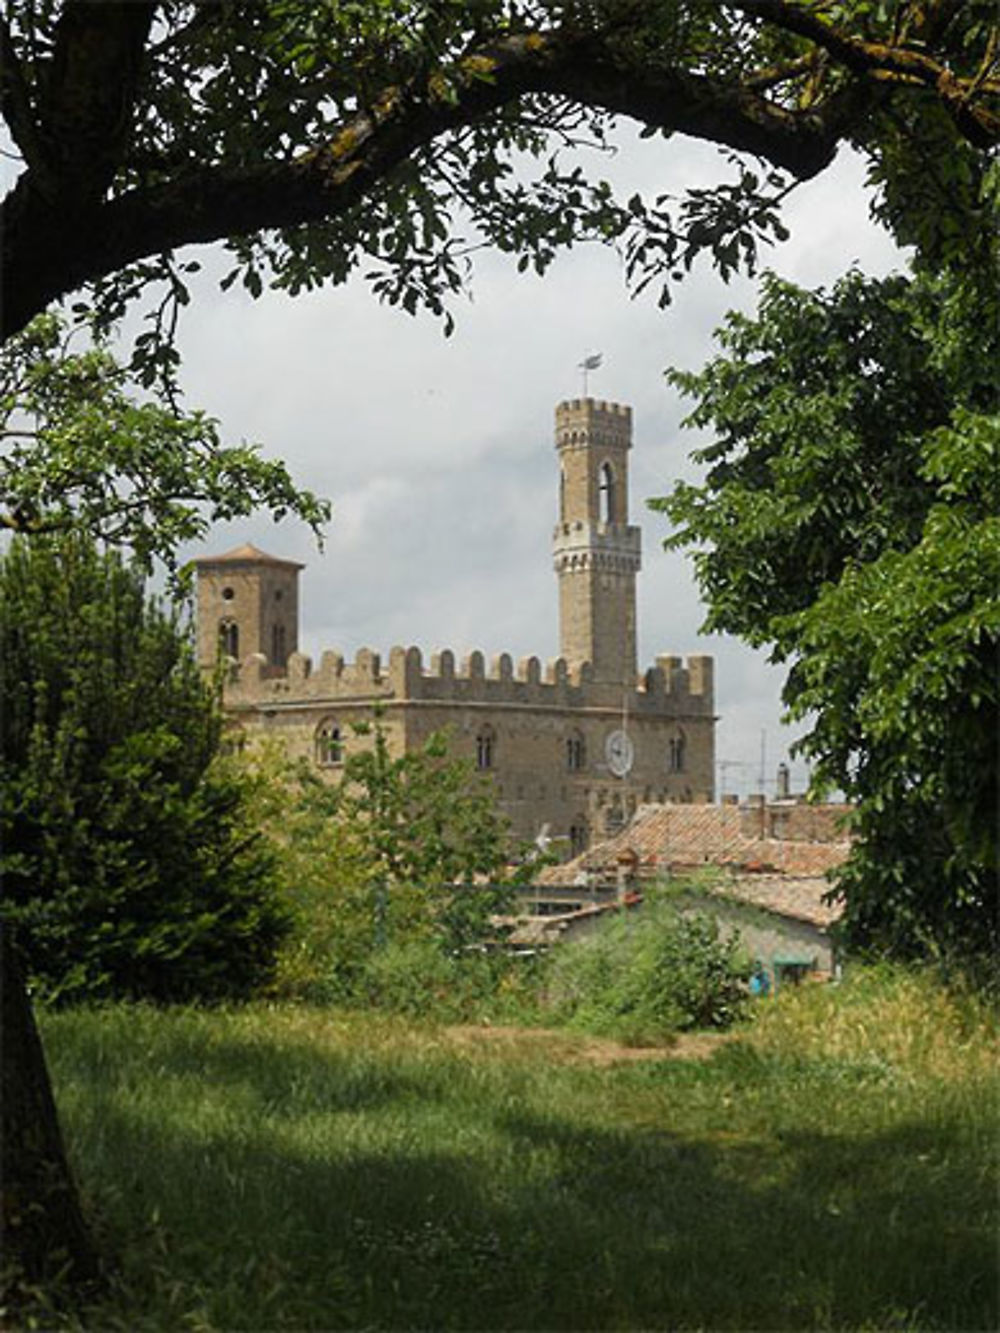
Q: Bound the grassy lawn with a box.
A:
[31,968,999,1331]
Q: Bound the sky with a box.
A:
[155,129,906,801]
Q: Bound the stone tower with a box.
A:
[194,543,303,669]
[552,398,641,685]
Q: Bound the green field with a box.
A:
[25,968,1000,1331]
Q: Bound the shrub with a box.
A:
[333,936,536,1023]
[0,537,289,1003]
[249,720,530,1006]
[545,886,752,1042]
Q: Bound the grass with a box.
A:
[22,966,1000,1331]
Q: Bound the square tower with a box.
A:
[194,544,303,669]
[552,399,641,685]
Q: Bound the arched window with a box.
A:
[566,730,586,772]
[271,622,287,667]
[668,730,686,773]
[476,725,495,771]
[598,462,615,524]
[316,720,343,766]
[218,618,239,659]
[569,818,589,858]
[559,467,566,523]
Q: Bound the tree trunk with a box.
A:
[0,925,102,1298]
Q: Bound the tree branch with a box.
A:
[36,0,157,201]
[1,27,845,338]
[743,52,819,93]
[2,11,995,339]
[734,0,1000,146]
[0,12,45,175]
[521,31,841,175]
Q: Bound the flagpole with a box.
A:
[578,352,603,396]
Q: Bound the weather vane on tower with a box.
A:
[578,352,603,396]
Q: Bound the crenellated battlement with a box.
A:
[556,398,632,419]
[555,399,632,454]
[552,519,641,577]
[222,642,714,714]
[198,392,717,840]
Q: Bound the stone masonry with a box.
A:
[196,398,717,855]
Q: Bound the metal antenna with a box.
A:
[579,352,602,396]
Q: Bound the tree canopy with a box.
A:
[654,259,998,963]
[0,312,329,563]
[2,1,997,346]
[0,295,325,1303]
[272,715,521,982]
[1,531,293,1299]
[0,535,291,1003]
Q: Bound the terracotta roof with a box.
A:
[710,875,844,929]
[496,894,642,946]
[193,543,305,569]
[540,802,851,890]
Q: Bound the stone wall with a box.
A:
[195,546,301,671]
[222,643,715,848]
[554,398,641,684]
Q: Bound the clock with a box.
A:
[605,728,635,777]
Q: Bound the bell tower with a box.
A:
[552,398,641,685]
[194,543,303,669]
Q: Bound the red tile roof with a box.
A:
[540,802,851,925]
[194,543,305,568]
[710,875,844,929]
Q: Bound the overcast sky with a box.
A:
[159,130,905,801]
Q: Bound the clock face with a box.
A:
[605,729,635,777]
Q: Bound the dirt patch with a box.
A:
[437,1023,737,1067]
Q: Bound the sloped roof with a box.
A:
[194,543,305,569]
[712,874,844,929]
[540,802,851,890]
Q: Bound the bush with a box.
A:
[247,721,529,1006]
[319,936,538,1023]
[545,887,752,1042]
[0,537,289,1003]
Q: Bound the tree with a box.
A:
[0,312,329,560]
[268,716,522,998]
[0,535,294,1299]
[0,535,291,1005]
[0,318,326,1302]
[1,0,996,1304]
[1,1,997,352]
[333,718,520,941]
[653,258,998,964]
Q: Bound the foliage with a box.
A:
[330,717,523,929]
[251,718,527,1004]
[545,884,752,1041]
[2,2,996,351]
[2,0,997,1303]
[0,536,289,1004]
[30,964,997,1330]
[749,960,998,1078]
[0,313,329,568]
[654,258,999,962]
[354,935,531,1020]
